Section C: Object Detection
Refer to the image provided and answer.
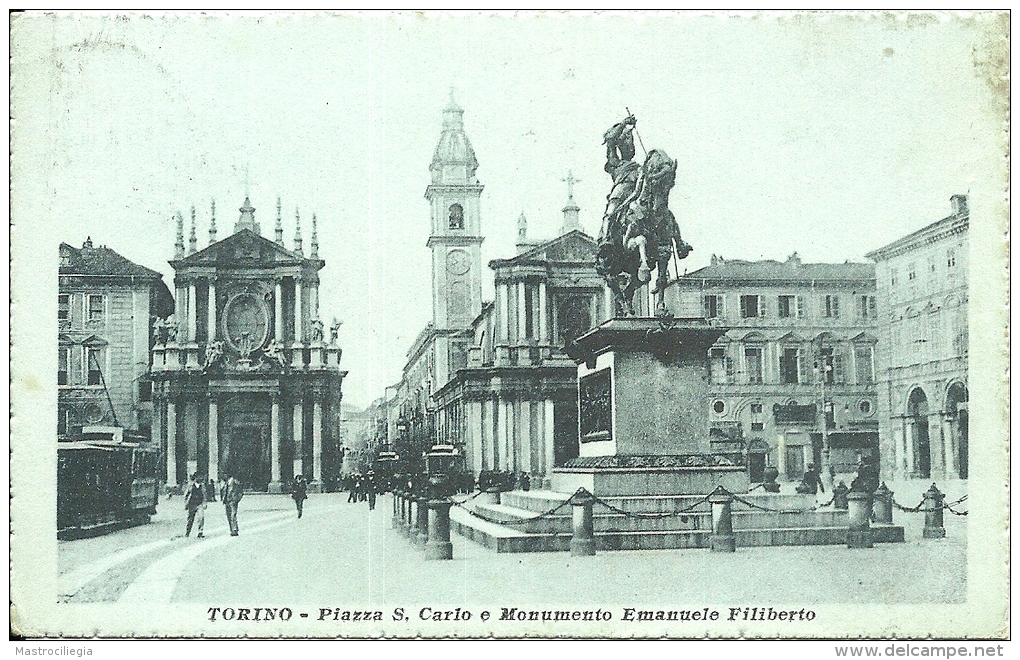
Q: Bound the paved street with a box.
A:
[59,484,966,606]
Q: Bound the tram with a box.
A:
[57,426,160,538]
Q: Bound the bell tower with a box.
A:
[425,96,484,330]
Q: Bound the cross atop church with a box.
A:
[563,170,581,202]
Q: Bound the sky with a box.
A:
[11,12,1007,409]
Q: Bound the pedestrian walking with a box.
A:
[220,474,244,536]
[292,473,308,518]
[347,474,359,503]
[184,473,207,538]
[366,471,377,511]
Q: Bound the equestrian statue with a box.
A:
[595,113,692,317]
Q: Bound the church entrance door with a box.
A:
[220,395,272,491]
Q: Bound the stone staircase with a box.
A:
[450,489,905,553]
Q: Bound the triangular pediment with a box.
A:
[174,229,313,268]
[514,230,597,264]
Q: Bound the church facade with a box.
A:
[150,199,346,492]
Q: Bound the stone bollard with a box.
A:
[922,483,946,539]
[478,487,501,506]
[833,481,850,510]
[425,499,454,560]
[416,496,429,545]
[708,490,737,553]
[569,488,597,556]
[873,482,893,525]
[846,491,874,548]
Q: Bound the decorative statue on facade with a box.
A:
[596,113,693,317]
[262,338,286,369]
[165,316,180,343]
[203,340,225,371]
[310,317,325,343]
[329,317,343,345]
[152,316,167,345]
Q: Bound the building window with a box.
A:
[907,263,917,281]
[858,400,873,416]
[712,400,726,415]
[929,258,937,274]
[58,294,70,324]
[854,344,875,384]
[947,248,957,268]
[704,294,723,319]
[778,295,803,319]
[858,295,877,319]
[823,295,840,318]
[58,347,69,386]
[751,421,764,432]
[744,346,763,384]
[890,269,898,287]
[818,347,835,384]
[780,347,801,384]
[87,294,105,323]
[709,347,732,384]
[750,403,763,414]
[138,380,152,402]
[739,294,763,318]
[85,347,103,386]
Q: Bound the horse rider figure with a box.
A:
[596,113,693,318]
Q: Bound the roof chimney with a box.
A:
[950,194,968,217]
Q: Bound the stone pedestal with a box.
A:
[847,491,874,549]
[709,491,737,553]
[554,318,747,497]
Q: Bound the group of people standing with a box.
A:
[342,472,378,510]
[183,473,244,538]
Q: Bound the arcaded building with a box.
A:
[867,195,969,482]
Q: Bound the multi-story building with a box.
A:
[58,238,174,440]
[866,195,969,482]
[664,253,879,482]
[150,197,346,492]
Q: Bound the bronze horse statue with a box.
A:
[597,128,692,317]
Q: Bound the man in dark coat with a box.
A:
[365,472,377,511]
[796,464,825,495]
[220,475,244,536]
[184,473,207,538]
[292,474,308,518]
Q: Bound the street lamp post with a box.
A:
[813,351,835,495]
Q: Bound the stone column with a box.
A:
[207,280,217,341]
[312,399,323,483]
[776,433,787,478]
[484,398,497,470]
[604,286,614,320]
[186,400,198,479]
[294,278,303,342]
[187,282,197,342]
[166,400,178,487]
[468,400,483,475]
[271,397,282,487]
[516,280,527,342]
[904,419,915,477]
[498,282,510,343]
[544,399,555,485]
[538,281,548,343]
[152,396,163,479]
[519,399,532,472]
[208,398,218,481]
[942,414,957,478]
[275,279,284,341]
[293,400,304,478]
[499,400,512,471]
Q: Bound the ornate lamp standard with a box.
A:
[812,341,835,494]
